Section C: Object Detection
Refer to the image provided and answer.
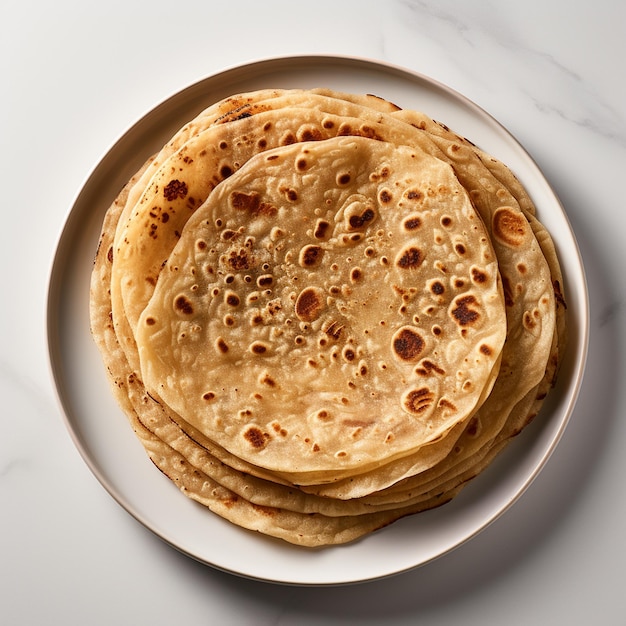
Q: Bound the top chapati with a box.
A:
[135,135,507,480]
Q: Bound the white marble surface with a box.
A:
[2,0,625,623]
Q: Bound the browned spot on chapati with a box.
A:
[295,287,325,322]
[392,327,425,362]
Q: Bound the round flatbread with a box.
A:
[136,136,507,480]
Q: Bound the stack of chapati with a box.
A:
[90,88,566,547]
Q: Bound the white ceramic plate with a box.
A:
[47,55,588,586]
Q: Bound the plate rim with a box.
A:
[46,53,590,586]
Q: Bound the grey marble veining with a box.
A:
[396,0,626,148]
